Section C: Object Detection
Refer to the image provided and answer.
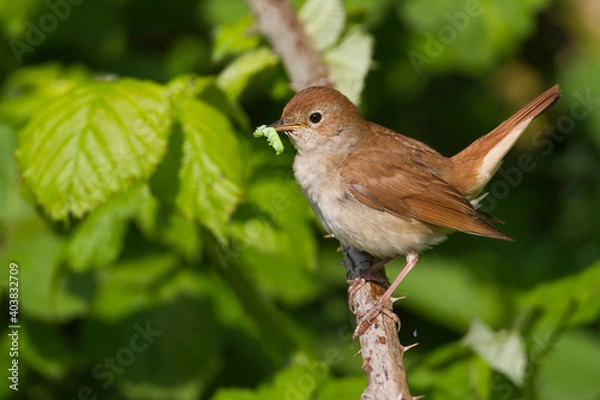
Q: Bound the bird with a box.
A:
[268,85,561,336]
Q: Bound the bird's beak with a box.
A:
[268,119,305,133]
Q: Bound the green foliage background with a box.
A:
[1,0,599,399]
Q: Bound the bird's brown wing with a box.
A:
[341,149,513,241]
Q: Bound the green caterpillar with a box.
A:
[253,125,284,155]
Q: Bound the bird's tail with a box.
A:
[450,85,561,198]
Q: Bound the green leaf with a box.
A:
[324,27,374,104]
[519,261,600,334]
[462,319,526,386]
[299,0,345,51]
[0,63,91,126]
[212,15,261,62]
[159,212,203,260]
[216,47,278,100]
[91,254,179,321]
[175,98,243,243]
[167,74,214,108]
[168,75,251,130]
[16,78,172,221]
[65,184,152,271]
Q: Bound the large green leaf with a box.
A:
[16,78,172,220]
[324,27,374,104]
[174,98,243,243]
[0,63,91,126]
[518,261,600,335]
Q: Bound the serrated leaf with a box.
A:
[299,0,345,51]
[217,47,278,100]
[462,319,526,386]
[16,78,172,220]
[65,184,153,271]
[0,63,91,126]
[167,74,214,109]
[212,15,261,62]
[175,99,243,244]
[324,27,374,104]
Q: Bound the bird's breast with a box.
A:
[292,153,447,257]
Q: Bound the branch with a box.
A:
[245,0,330,90]
[343,246,414,400]
[245,1,414,398]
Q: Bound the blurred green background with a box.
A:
[0,0,599,399]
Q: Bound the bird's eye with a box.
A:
[309,112,322,124]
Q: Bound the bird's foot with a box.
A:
[346,273,390,311]
[352,301,400,339]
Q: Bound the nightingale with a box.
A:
[269,85,560,335]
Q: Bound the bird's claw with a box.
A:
[352,301,400,339]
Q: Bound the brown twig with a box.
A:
[245,0,413,398]
[245,0,330,90]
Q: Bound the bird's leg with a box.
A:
[348,256,395,290]
[347,256,395,311]
[353,251,419,338]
